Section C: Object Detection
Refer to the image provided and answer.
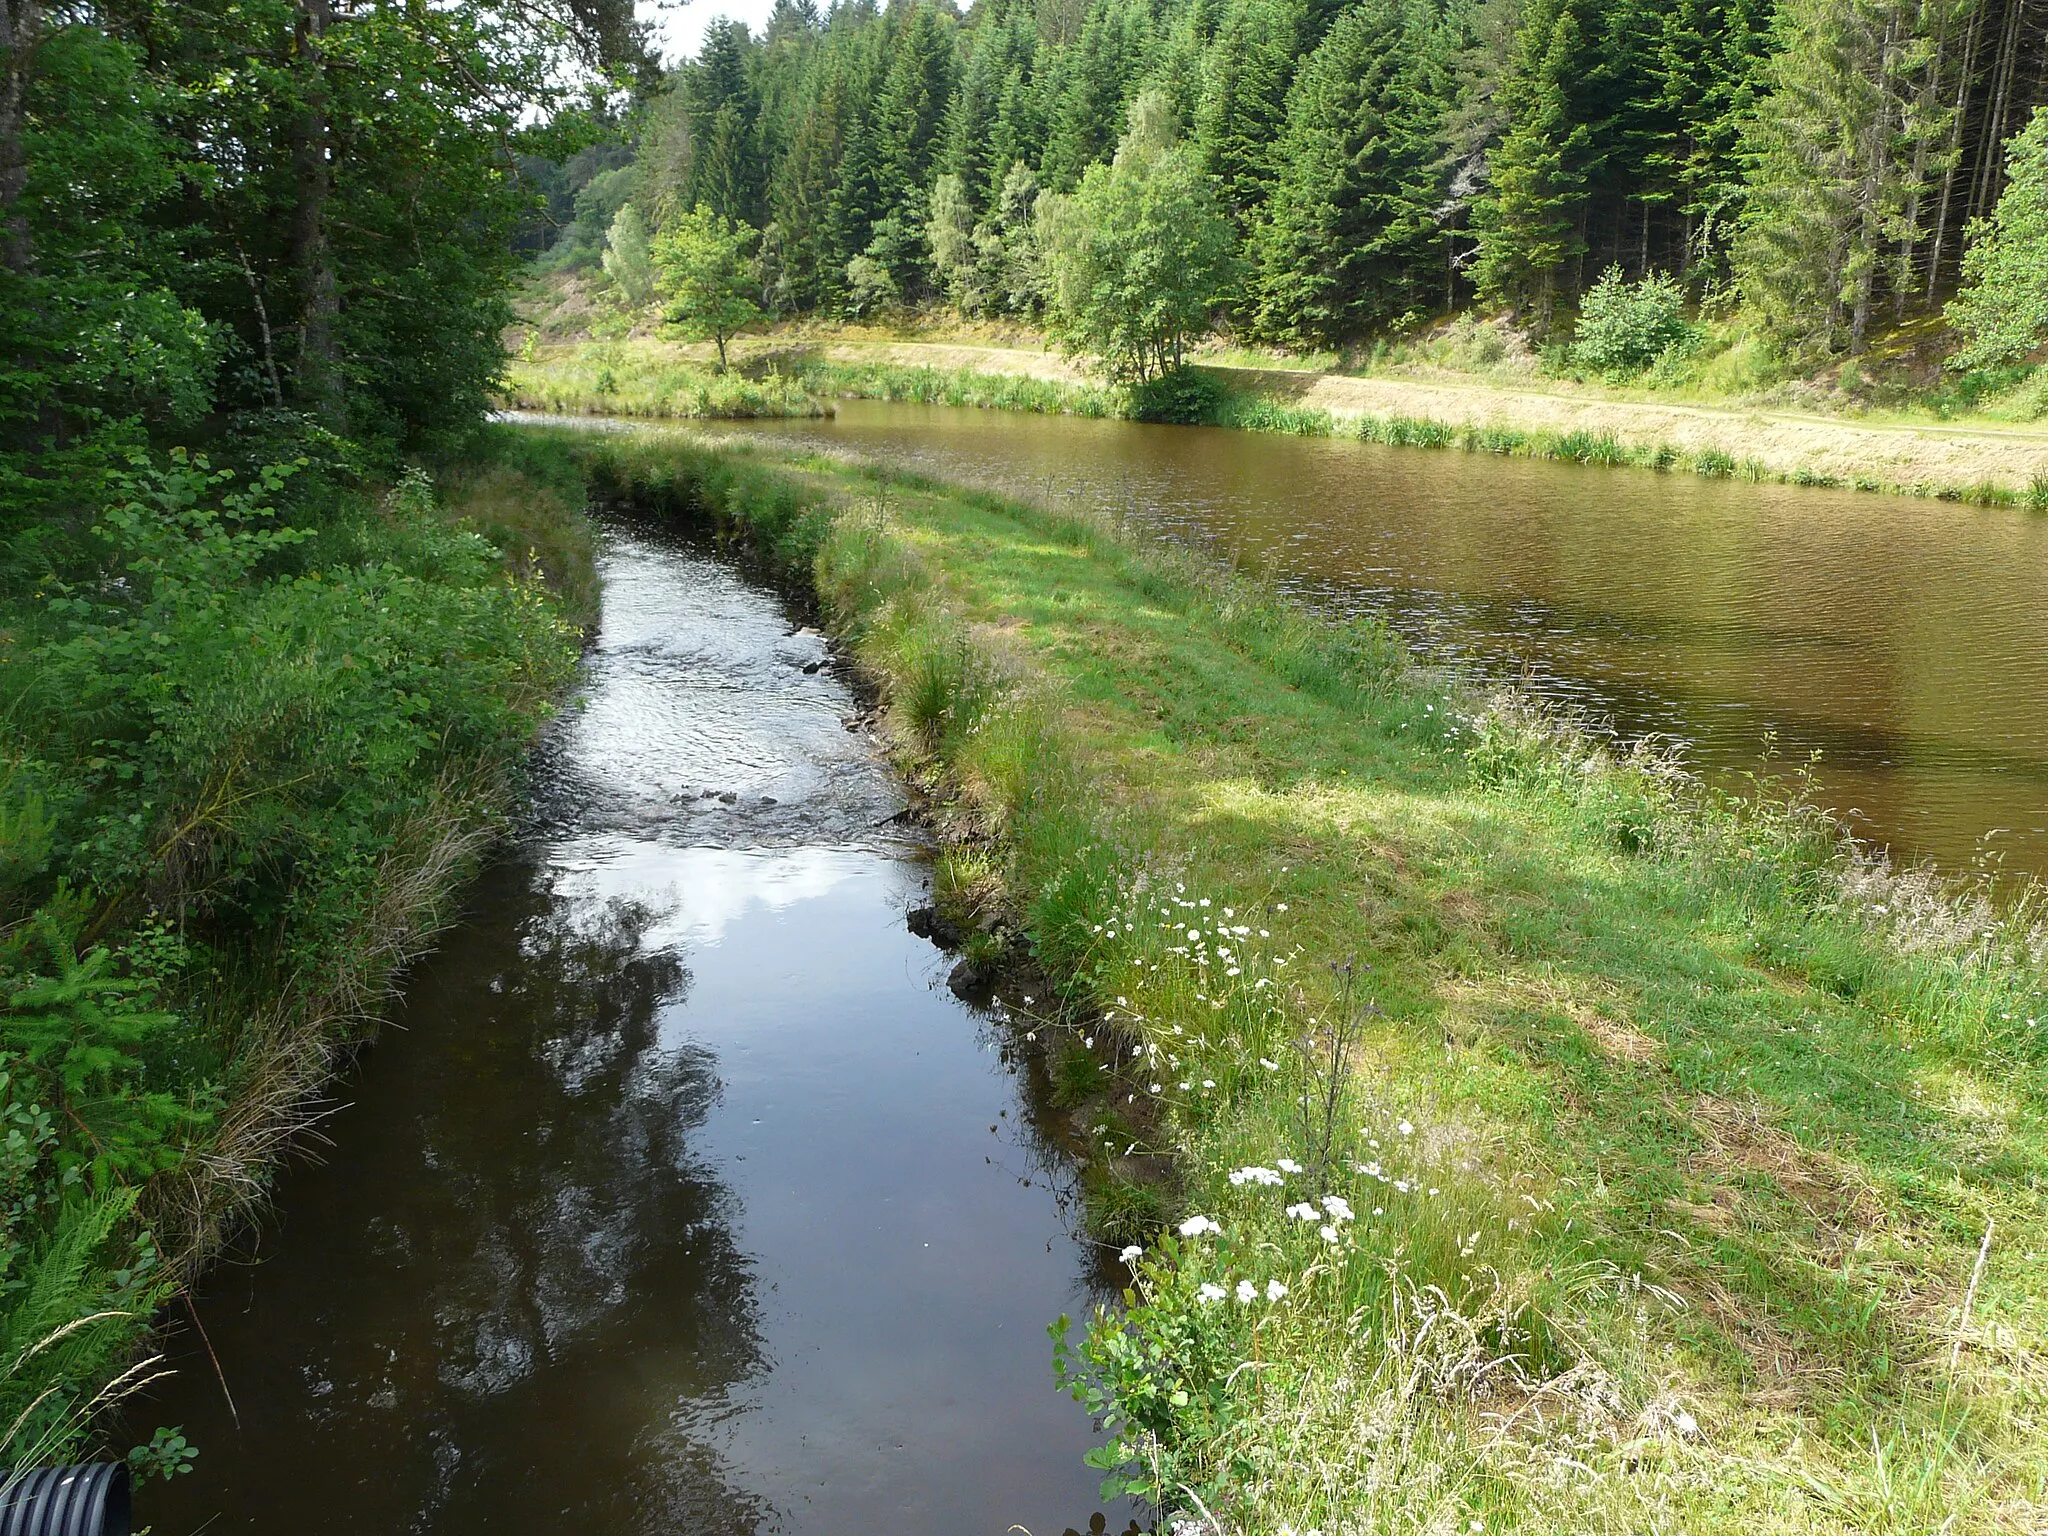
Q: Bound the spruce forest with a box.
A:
[533,0,2048,373]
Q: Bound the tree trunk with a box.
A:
[1928,0,1988,295]
[292,0,344,429]
[0,0,40,277]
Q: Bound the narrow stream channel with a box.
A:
[703,401,2048,882]
[137,520,1128,1534]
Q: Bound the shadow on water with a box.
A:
[133,521,1131,1535]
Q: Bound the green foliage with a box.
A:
[1569,265,1697,374]
[653,206,766,369]
[1124,366,1229,423]
[1472,0,1594,333]
[602,204,657,310]
[1947,109,2048,370]
[0,449,582,1463]
[1037,93,1238,383]
[1249,0,1455,348]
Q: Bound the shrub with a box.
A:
[1124,367,1230,424]
[1569,266,1696,377]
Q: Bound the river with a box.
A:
[708,400,2048,883]
[136,518,1128,1534]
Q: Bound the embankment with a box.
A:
[508,335,2048,503]
[0,444,591,1471]
[533,420,2048,1535]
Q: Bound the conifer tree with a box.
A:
[1193,0,1307,221]
[1250,0,1455,344]
[1736,0,1940,356]
[1471,0,1595,331]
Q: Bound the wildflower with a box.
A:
[1236,1280,1257,1304]
[1197,1283,1227,1305]
[1320,1224,1339,1244]
[1276,903,1288,912]
[1265,1279,1288,1302]
[1398,1119,1414,1137]
[1229,1166,1284,1187]
[1025,1031,1037,1041]
[1084,1036,1094,1048]
[1286,1203,1320,1222]
[1202,1078,1216,1089]
[1321,1195,1354,1222]
[1277,1157,1303,1174]
[1259,1058,1280,1072]
[1150,1082,1163,1094]
[1119,1245,1144,1265]
[1373,1207,1384,1216]
[1179,1215,1221,1237]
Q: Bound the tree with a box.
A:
[1036,90,1237,381]
[1946,107,2048,368]
[653,205,764,368]
[1735,0,1947,358]
[926,171,984,309]
[1250,0,1455,346]
[603,203,656,307]
[1471,0,1596,333]
[1193,0,1306,222]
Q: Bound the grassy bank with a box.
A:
[510,337,2048,507]
[0,441,589,1472]
[544,421,2048,1534]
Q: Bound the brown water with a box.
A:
[135,522,1128,1534]
[714,401,2048,881]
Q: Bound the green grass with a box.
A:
[504,340,827,419]
[539,421,2048,1534]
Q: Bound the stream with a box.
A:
[137,519,1127,1534]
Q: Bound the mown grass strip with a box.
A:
[531,420,2048,1535]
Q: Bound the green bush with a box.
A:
[1569,266,1697,377]
[1126,367,1230,424]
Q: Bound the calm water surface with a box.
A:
[713,401,2048,879]
[137,522,1125,1534]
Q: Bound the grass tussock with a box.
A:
[535,419,2048,1534]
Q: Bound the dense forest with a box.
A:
[535,0,2048,371]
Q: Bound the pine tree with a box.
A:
[1471,0,1596,331]
[1736,0,1941,356]
[1250,0,1455,345]
[1040,0,1154,188]
[1194,0,1308,222]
